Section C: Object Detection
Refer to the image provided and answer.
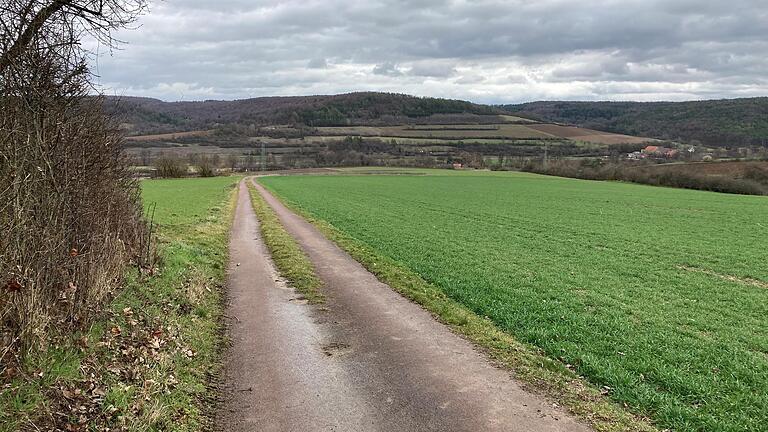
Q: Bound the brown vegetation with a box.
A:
[518,159,768,195]
[526,124,654,144]
[507,98,768,147]
[153,155,189,178]
[124,129,214,141]
[1,0,149,361]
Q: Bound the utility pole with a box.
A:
[261,141,266,172]
[543,142,549,171]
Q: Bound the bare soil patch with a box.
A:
[125,130,214,141]
[527,124,652,144]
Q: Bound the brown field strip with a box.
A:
[527,124,653,144]
[125,130,214,141]
[317,124,554,139]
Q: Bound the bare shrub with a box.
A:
[195,154,218,177]
[521,159,768,196]
[0,0,149,357]
[153,155,189,178]
[743,165,768,185]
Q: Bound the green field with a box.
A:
[259,171,768,432]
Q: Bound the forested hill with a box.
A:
[106,92,505,135]
[504,98,768,147]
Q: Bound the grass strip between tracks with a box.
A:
[248,180,324,304]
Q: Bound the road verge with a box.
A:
[1,177,238,432]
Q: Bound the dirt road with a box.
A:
[217,179,591,431]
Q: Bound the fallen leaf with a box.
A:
[3,278,22,292]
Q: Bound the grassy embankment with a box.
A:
[259,169,768,432]
[1,176,238,431]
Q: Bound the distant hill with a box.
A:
[105,92,505,136]
[504,98,768,147]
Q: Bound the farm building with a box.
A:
[642,145,679,158]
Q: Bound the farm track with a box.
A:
[216,179,591,432]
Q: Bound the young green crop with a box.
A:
[260,170,768,432]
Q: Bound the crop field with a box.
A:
[315,124,651,144]
[526,124,653,144]
[246,135,546,146]
[318,124,555,139]
[125,130,214,141]
[259,171,768,432]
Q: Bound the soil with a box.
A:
[527,124,652,144]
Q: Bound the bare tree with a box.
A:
[226,153,239,172]
[1,0,147,74]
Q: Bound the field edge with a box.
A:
[0,177,240,432]
[257,177,660,432]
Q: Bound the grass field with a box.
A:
[259,171,768,432]
[0,176,238,431]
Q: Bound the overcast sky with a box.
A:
[92,0,768,103]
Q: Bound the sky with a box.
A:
[92,0,768,104]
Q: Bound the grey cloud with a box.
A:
[372,62,403,76]
[307,58,328,69]
[455,75,486,85]
[407,60,457,78]
[94,0,768,102]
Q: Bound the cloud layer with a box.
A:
[93,0,768,103]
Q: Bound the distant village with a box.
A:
[628,145,709,161]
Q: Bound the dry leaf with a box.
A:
[3,278,22,292]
